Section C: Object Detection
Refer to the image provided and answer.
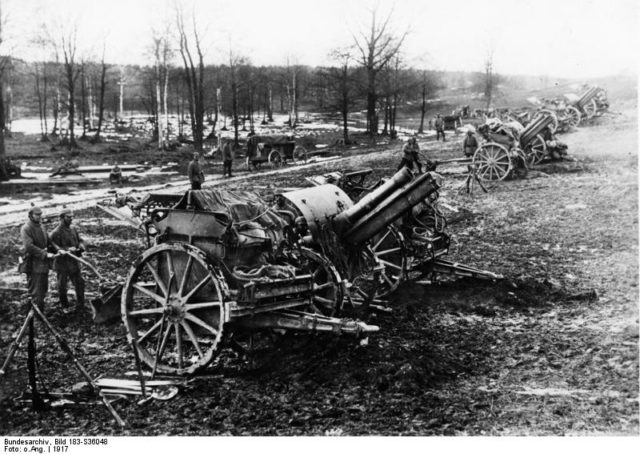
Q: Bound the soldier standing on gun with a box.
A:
[19,206,55,311]
[435,114,446,142]
[222,140,234,178]
[50,208,87,313]
[397,136,423,173]
[188,152,205,189]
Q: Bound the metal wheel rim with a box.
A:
[299,248,342,316]
[292,146,307,164]
[268,150,283,167]
[121,243,225,375]
[369,226,407,298]
[525,134,547,166]
[472,143,511,181]
[565,106,581,128]
[584,99,597,119]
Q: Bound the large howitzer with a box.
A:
[276,168,442,300]
[472,113,557,182]
[566,85,606,120]
[306,169,502,297]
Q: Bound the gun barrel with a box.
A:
[342,172,440,246]
[335,167,413,229]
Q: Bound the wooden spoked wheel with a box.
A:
[298,248,342,316]
[472,143,512,182]
[369,226,407,298]
[524,134,547,167]
[539,110,558,133]
[268,150,283,167]
[564,106,581,128]
[121,243,226,375]
[292,146,307,164]
[583,99,597,119]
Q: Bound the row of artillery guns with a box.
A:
[506,85,609,134]
[467,111,568,184]
[96,168,500,375]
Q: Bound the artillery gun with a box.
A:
[564,85,608,120]
[305,168,502,298]
[114,167,440,375]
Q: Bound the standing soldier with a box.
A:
[397,136,423,173]
[19,205,55,311]
[50,208,87,312]
[188,152,205,189]
[435,114,446,142]
[222,140,234,178]
[462,129,479,157]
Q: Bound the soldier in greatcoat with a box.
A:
[19,206,55,311]
[50,208,87,312]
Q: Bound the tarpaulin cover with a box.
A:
[174,189,288,231]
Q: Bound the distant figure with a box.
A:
[397,136,423,173]
[435,114,446,142]
[462,130,479,157]
[109,163,122,185]
[20,205,55,311]
[222,140,234,178]
[50,208,87,312]
[188,152,205,189]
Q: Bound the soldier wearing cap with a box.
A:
[19,205,55,310]
[50,208,87,311]
[188,152,205,189]
[397,136,423,173]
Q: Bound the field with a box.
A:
[0,96,638,436]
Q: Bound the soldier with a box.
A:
[397,136,423,173]
[50,208,87,312]
[435,114,446,142]
[109,163,122,185]
[462,129,479,157]
[19,205,55,311]
[188,152,205,189]
[222,140,234,178]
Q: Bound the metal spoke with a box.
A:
[313,282,334,291]
[183,274,213,302]
[178,255,194,297]
[155,323,172,365]
[184,301,222,311]
[184,313,219,337]
[175,323,183,369]
[165,251,175,293]
[372,229,390,251]
[180,321,204,358]
[313,295,334,306]
[379,259,403,271]
[129,307,164,317]
[144,262,168,298]
[138,319,163,344]
[375,247,401,256]
[133,284,165,305]
[380,272,394,286]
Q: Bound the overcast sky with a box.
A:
[2,0,638,78]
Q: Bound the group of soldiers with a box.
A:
[19,205,87,313]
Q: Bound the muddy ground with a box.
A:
[0,102,638,436]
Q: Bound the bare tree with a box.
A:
[176,4,206,151]
[93,42,108,142]
[326,47,357,144]
[417,70,438,133]
[152,30,171,150]
[353,7,407,136]
[0,0,9,180]
[59,25,81,148]
[484,46,496,109]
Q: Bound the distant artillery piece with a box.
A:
[565,85,609,121]
[245,135,307,170]
[471,113,557,182]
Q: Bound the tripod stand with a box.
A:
[0,298,125,427]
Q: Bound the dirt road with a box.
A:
[0,103,637,435]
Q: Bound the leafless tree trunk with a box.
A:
[353,7,407,136]
[80,63,87,138]
[60,27,80,148]
[0,0,8,180]
[484,47,495,109]
[94,45,107,142]
[176,5,205,151]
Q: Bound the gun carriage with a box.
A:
[118,168,439,375]
[471,113,556,182]
[565,85,608,120]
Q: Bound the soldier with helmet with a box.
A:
[19,205,55,311]
[50,207,87,312]
[397,136,423,173]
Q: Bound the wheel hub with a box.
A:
[165,296,185,322]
